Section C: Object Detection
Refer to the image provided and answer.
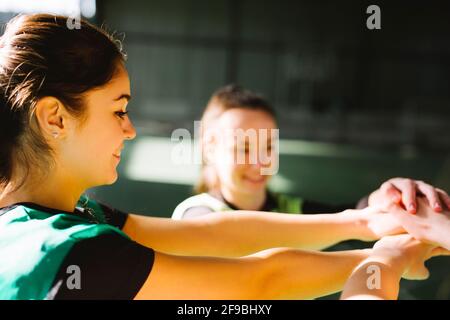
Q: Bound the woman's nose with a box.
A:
[251,153,272,167]
[123,117,137,140]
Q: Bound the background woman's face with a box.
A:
[63,64,136,187]
[212,108,278,195]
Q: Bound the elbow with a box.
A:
[238,258,278,300]
[248,250,292,299]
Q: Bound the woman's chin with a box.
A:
[102,171,119,185]
[109,172,119,184]
[242,179,267,190]
[89,174,118,188]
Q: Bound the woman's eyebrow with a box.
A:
[114,94,131,102]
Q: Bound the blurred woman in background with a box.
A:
[172,85,449,222]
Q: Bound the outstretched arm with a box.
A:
[134,247,370,299]
[124,178,447,258]
[123,207,400,257]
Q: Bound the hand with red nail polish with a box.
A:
[368,177,450,214]
[433,202,443,212]
[389,197,450,251]
[407,204,416,214]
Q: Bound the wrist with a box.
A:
[338,210,375,241]
[357,248,373,260]
[366,250,409,276]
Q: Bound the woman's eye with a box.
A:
[115,111,129,119]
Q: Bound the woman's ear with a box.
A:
[34,97,68,139]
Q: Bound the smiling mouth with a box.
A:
[113,146,124,159]
[244,176,266,183]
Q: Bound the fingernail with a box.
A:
[434,203,442,212]
[408,204,416,213]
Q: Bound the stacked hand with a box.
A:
[341,178,450,299]
[368,177,450,254]
[389,197,450,251]
[362,178,450,282]
[368,177,450,214]
[341,234,450,300]
[356,177,449,242]
[371,234,449,280]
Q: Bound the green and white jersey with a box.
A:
[172,192,302,220]
[0,195,154,300]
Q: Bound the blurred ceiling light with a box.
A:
[125,137,200,186]
[0,0,96,18]
[80,0,96,18]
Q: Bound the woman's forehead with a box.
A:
[217,108,277,131]
[85,66,130,103]
[107,66,131,95]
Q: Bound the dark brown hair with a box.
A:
[196,84,276,194]
[0,14,125,189]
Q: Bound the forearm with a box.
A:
[134,247,370,300]
[124,210,371,257]
[207,210,373,253]
[341,256,406,300]
[256,248,371,299]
